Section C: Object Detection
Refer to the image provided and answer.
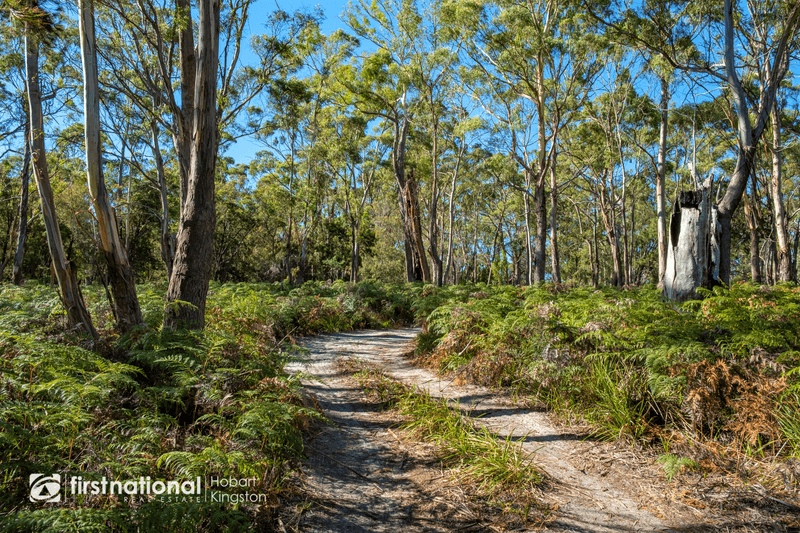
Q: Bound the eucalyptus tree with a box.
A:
[254,77,321,285]
[314,109,388,282]
[0,23,32,285]
[14,0,97,336]
[162,0,221,329]
[77,0,142,332]
[446,0,600,284]
[342,0,433,283]
[592,0,800,298]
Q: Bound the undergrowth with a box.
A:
[350,361,544,520]
[409,282,800,464]
[0,280,416,532]
[3,278,797,530]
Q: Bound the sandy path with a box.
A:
[287,328,693,532]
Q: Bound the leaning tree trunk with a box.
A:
[663,181,721,302]
[164,0,219,330]
[26,25,97,338]
[79,0,143,333]
[151,119,175,279]
[12,131,30,285]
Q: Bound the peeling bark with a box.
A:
[26,23,97,338]
[79,0,143,332]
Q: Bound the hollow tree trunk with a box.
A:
[26,24,97,338]
[663,182,721,302]
[164,0,219,330]
[79,0,143,332]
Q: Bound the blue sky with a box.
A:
[223,0,350,166]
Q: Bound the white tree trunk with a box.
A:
[664,181,721,301]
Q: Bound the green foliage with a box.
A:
[410,282,800,451]
[656,454,698,482]
[1,280,415,532]
[353,362,541,507]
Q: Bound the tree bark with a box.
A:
[533,176,547,283]
[599,187,623,287]
[744,197,762,283]
[663,183,720,301]
[443,141,463,285]
[428,129,443,286]
[12,132,31,285]
[26,24,97,338]
[79,0,143,333]
[164,0,219,330]
[549,152,561,283]
[769,100,792,281]
[175,0,196,210]
[151,119,175,279]
[656,78,668,287]
[392,114,430,282]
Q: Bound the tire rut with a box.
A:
[286,329,697,532]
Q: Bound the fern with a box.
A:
[656,454,698,482]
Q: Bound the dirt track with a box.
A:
[284,329,793,532]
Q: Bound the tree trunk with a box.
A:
[549,153,561,283]
[714,0,799,285]
[533,176,547,283]
[164,0,219,330]
[79,0,143,333]
[598,181,623,287]
[350,217,359,282]
[26,24,97,338]
[770,100,792,281]
[656,77,669,289]
[443,142,463,285]
[392,115,428,282]
[523,183,533,285]
[151,119,175,279]
[663,183,720,301]
[592,206,599,287]
[175,0,196,210]
[12,132,31,285]
[402,168,431,282]
[744,196,762,283]
[428,131,443,286]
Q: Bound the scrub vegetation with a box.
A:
[1,280,798,531]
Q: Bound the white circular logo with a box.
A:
[29,474,61,503]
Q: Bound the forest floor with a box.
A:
[280,328,800,533]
